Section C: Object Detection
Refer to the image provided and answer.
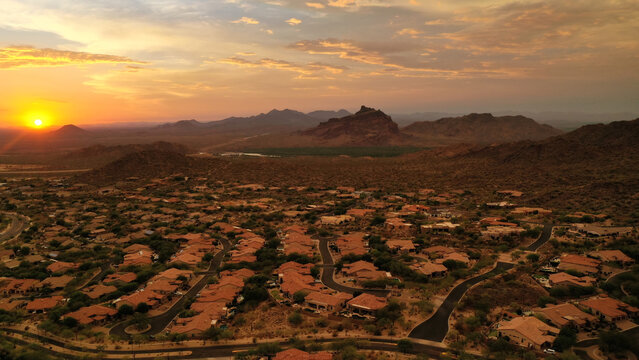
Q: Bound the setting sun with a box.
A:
[34,119,43,127]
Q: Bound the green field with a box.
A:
[242,146,427,158]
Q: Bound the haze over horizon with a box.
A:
[1,0,638,128]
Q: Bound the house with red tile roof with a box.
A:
[384,217,413,235]
[548,272,596,288]
[121,250,154,267]
[580,296,639,322]
[115,289,165,309]
[347,293,387,315]
[83,284,118,299]
[25,296,64,313]
[413,262,448,277]
[334,232,368,256]
[65,305,118,325]
[274,348,333,360]
[103,272,137,284]
[558,254,601,274]
[0,278,39,296]
[305,291,352,312]
[47,261,79,274]
[496,316,558,350]
[386,239,415,253]
[589,250,634,266]
[534,303,596,328]
[37,275,74,290]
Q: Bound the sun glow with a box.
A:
[34,119,43,127]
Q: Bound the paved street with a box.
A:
[318,238,390,297]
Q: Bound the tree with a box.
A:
[288,311,303,326]
[526,253,540,263]
[293,291,308,304]
[135,302,149,313]
[397,339,413,353]
[553,326,577,352]
[129,312,149,331]
[118,304,134,316]
[599,330,634,355]
[202,253,214,262]
[62,316,78,328]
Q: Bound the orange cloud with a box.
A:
[0,45,144,69]
[218,56,346,78]
[231,17,260,25]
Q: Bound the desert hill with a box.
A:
[403,113,562,144]
[51,124,92,138]
[299,106,405,146]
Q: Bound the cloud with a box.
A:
[396,28,422,38]
[327,0,356,8]
[289,39,386,66]
[306,2,325,9]
[218,56,346,77]
[285,17,302,26]
[231,17,260,25]
[0,45,144,69]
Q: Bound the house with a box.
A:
[122,250,154,267]
[104,272,137,284]
[589,250,634,266]
[320,215,353,225]
[435,251,470,265]
[274,348,333,360]
[347,293,387,315]
[116,289,165,309]
[496,316,558,350]
[171,312,218,335]
[580,296,639,322]
[64,305,118,325]
[534,303,596,329]
[83,284,118,299]
[481,226,525,239]
[557,254,601,274]
[413,262,448,277]
[0,278,39,296]
[571,224,633,238]
[511,207,552,216]
[25,296,65,313]
[386,240,415,253]
[46,261,79,274]
[341,261,389,282]
[37,275,74,290]
[305,291,352,312]
[335,232,368,256]
[384,217,413,235]
[548,272,596,288]
[421,222,460,233]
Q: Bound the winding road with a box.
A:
[318,238,390,297]
[408,223,553,342]
[109,239,232,338]
[0,212,29,244]
[2,327,449,359]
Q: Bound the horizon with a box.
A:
[1,0,639,128]
[1,106,638,131]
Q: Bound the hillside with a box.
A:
[403,113,562,144]
[80,118,639,218]
[54,142,192,169]
[51,124,92,138]
[300,106,404,146]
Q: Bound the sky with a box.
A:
[0,0,638,128]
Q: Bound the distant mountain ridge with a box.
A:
[403,113,562,144]
[300,106,404,146]
[51,124,91,138]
